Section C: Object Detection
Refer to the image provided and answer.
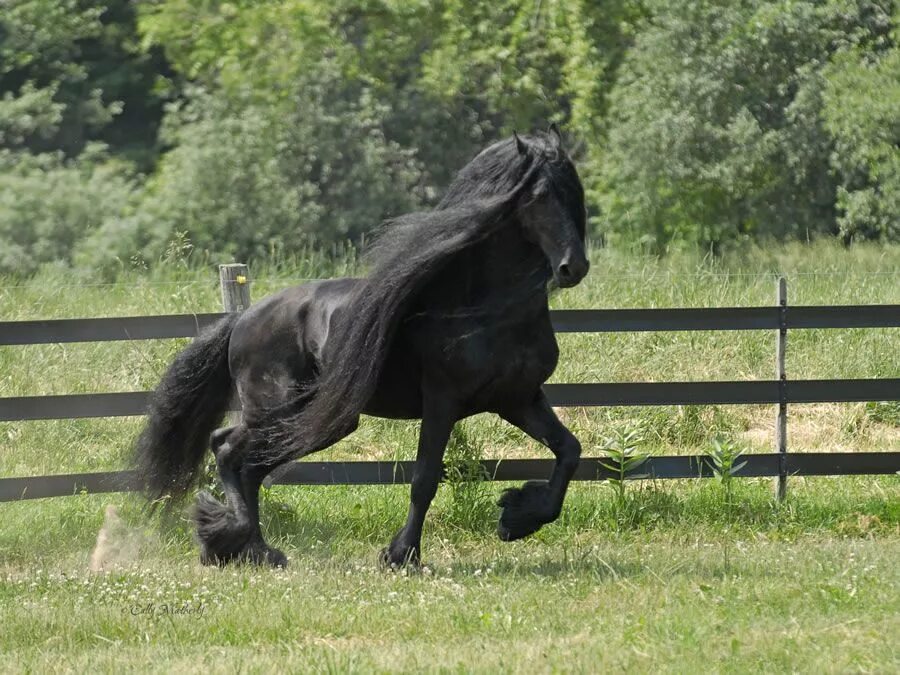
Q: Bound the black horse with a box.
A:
[135,126,590,567]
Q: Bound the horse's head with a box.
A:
[514,126,589,288]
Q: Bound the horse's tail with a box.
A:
[133,313,239,506]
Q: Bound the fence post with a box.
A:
[219,263,250,430]
[776,277,788,500]
[219,263,251,313]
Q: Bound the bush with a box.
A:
[822,43,900,242]
[0,145,137,276]
[598,0,895,251]
[132,64,425,265]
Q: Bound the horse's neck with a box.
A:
[438,224,551,315]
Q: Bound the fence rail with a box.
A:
[4,453,899,502]
[3,379,899,422]
[0,313,224,345]
[2,304,898,345]
[1,266,898,503]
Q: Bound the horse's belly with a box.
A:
[361,342,424,419]
[421,322,559,414]
[362,382,423,419]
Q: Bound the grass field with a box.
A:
[1,242,898,672]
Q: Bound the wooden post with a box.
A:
[219,263,251,313]
[776,277,788,500]
[219,263,250,430]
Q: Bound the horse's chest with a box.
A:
[481,339,557,398]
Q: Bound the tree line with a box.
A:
[1,0,897,276]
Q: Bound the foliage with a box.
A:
[440,422,494,534]
[705,436,748,512]
[0,0,166,277]
[822,29,900,242]
[0,145,137,276]
[128,66,424,265]
[599,0,897,251]
[865,400,900,426]
[0,0,168,164]
[598,426,649,526]
[0,0,898,276]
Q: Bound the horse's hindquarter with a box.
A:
[228,278,363,422]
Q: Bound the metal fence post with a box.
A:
[219,263,251,313]
[776,277,788,500]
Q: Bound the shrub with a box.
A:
[135,63,425,265]
[0,145,137,276]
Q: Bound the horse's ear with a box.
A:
[548,122,563,149]
[513,131,527,156]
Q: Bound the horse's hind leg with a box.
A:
[195,425,252,565]
[496,391,582,541]
[236,449,287,567]
[195,425,287,567]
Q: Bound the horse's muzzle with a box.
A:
[555,255,590,288]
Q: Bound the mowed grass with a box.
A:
[1,479,899,673]
[1,242,898,672]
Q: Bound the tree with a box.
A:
[599,0,895,251]
[822,15,899,242]
[0,1,165,275]
[116,64,424,266]
[138,0,639,218]
[0,145,136,276]
[0,0,169,166]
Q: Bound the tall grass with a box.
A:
[1,241,897,477]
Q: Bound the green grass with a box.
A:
[4,536,897,672]
[1,241,898,672]
[1,241,898,476]
[1,479,899,672]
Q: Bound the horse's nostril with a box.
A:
[558,263,572,280]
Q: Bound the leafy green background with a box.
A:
[1,0,898,276]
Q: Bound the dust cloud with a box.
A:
[89,505,152,571]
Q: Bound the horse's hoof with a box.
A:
[199,546,218,567]
[201,539,287,568]
[265,547,288,568]
[241,541,288,568]
[379,543,420,570]
[198,548,234,567]
[497,480,556,541]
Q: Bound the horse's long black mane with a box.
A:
[257,132,584,464]
[439,133,562,207]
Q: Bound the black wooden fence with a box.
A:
[1,268,898,502]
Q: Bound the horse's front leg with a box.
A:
[497,391,581,541]
[381,393,457,568]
